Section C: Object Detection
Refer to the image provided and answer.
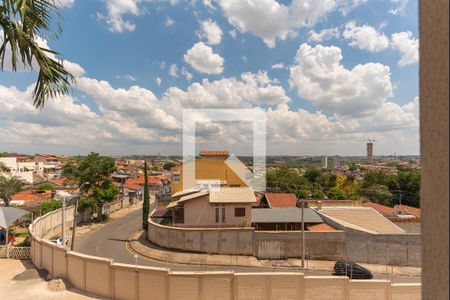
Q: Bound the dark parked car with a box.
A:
[333,260,373,279]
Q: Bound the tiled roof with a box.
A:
[199,151,229,156]
[308,223,336,232]
[362,202,396,215]
[319,207,405,234]
[127,175,168,186]
[123,182,143,191]
[209,187,256,203]
[11,190,52,204]
[394,205,421,218]
[264,193,298,208]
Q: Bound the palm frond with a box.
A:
[0,0,73,108]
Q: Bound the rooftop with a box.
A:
[251,208,323,224]
[362,202,396,215]
[319,207,405,234]
[199,151,229,157]
[264,193,298,208]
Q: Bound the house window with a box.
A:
[230,184,241,187]
[172,173,180,183]
[215,206,226,223]
[173,206,184,223]
[235,207,245,217]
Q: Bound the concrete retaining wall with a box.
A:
[29,208,421,299]
[149,217,420,266]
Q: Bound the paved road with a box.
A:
[75,207,420,282]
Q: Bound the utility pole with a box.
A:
[301,197,305,269]
[61,196,66,247]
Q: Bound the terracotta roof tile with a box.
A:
[362,202,396,215]
[199,151,229,156]
[11,190,52,204]
[264,193,298,208]
[394,204,421,218]
[308,223,336,232]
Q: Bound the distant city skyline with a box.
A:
[0,0,419,156]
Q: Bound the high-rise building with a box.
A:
[321,155,328,169]
[333,156,341,169]
[367,141,374,164]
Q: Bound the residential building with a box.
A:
[170,151,247,194]
[367,142,374,164]
[0,157,34,183]
[167,187,256,227]
[251,207,327,231]
[333,156,341,169]
[321,155,328,169]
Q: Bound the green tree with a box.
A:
[0,0,74,108]
[0,176,25,206]
[326,187,348,200]
[395,169,421,207]
[163,162,176,171]
[360,184,393,205]
[142,160,150,231]
[35,183,53,190]
[304,168,321,183]
[62,152,118,220]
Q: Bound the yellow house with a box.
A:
[170,151,247,194]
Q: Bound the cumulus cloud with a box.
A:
[271,63,285,69]
[96,0,140,33]
[181,67,193,80]
[390,31,419,66]
[308,27,340,42]
[164,16,175,26]
[197,19,223,45]
[218,0,337,47]
[160,71,291,119]
[169,64,178,77]
[289,43,393,116]
[388,0,409,15]
[183,42,224,74]
[155,77,162,86]
[56,0,75,8]
[343,21,389,52]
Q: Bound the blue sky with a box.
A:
[0,0,419,156]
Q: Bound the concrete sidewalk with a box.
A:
[129,230,421,277]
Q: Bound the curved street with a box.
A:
[75,207,421,282]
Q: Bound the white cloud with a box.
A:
[289,43,393,116]
[218,0,361,47]
[96,0,140,33]
[76,77,181,131]
[229,29,237,39]
[271,63,285,69]
[202,0,215,9]
[56,0,75,8]
[183,42,224,74]
[308,27,340,42]
[169,64,178,77]
[390,31,419,66]
[160,71,291,118]
[338,0,367,16]
[164,16,175,26]
[197,19,223,45]
[155,77,162,86]
[115,75,137,81]
[343,21,389,52]
[388,0,409,15]
[181,67,193,80]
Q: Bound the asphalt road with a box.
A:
[75,207,421,282]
